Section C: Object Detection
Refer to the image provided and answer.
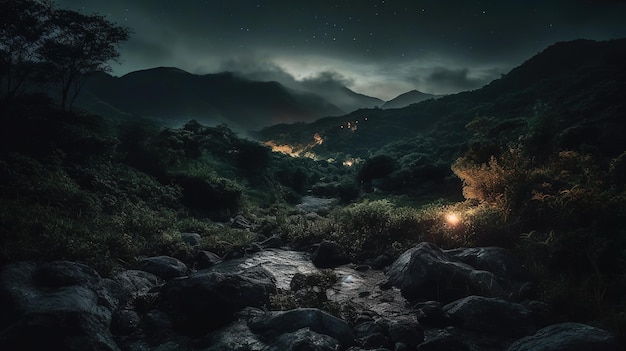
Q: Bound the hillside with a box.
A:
[77,67,345,132]
[382,89,440,109]
[257,38,626,162]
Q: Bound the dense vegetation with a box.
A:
[2,92,625,339]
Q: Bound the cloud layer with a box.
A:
[57,0,626,100]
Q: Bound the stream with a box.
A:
[209,248,413,320]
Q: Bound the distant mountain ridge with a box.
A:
[77,67,347,132]
[257,38,626,160]
[382,90,440,109]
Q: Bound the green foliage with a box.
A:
[452,110,626,337]
[357,154,397,183]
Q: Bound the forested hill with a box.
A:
[256,38,626,161]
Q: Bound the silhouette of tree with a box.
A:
[0,0,129,110]
[0,0,53,100]
[40,9,130,110]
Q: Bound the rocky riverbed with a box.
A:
[0,236,622,351]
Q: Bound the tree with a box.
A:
[0,0,53,100]
[40,9,130,110]
[357,154,397,184]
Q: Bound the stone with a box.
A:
[258,236,285,249]
[195,250,222,269]
[139,256,189,281]
[416,329,471,351]
[248,308,355,347]
[106,269,162,303]
[414,301,451,328]
[443,295,536,338]
[231,214,253,229]
[388,320,424,347]
[111,309,141,336]
[365,254,394,270]
[385,242,512,302]
[180,232,202,246]
[353,321,385,339]
[445,246,526,281]
[311,240,350,268]
[0,261,119,351]
[506,322,621,351]
[141,309,176,345]
[158,265,276,335]
[269,327,341,351]
[199,316,266,351]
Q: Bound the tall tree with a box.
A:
[40,9,130,110]
[0,0,53,100]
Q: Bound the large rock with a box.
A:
[105,269,162,303]
[199,309,267,351]
[445,246,526,281]
[507,322,621,351]
[269,327,341,351]
[311,240,350,268]
[0,261,120,351]
[158,265,276,335]
[139,256,189,281]
[443,295,536,338]
[385,242,520,302]
[248,308,355,347]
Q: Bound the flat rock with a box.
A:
[248,308,355,347]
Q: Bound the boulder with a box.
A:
[0,261,119,351]
[195,250,223,269]
[106,269,161,303]
[413,301,451,328]
[506,322,621,351]
[443,295,536,337]
[311,240,350,268]
[387,319,424,348]
[385,242,515,302]
[139,256,189,280]
[269,327,341,351]
[158,265,276,335]
[445,246,525,281]
[416,329,471,351]
[248,308,355,347]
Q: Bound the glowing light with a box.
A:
[445,213,461,226]
[313,133,324,145]
[343,160,354,167]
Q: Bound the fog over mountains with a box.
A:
[76,66,440,133]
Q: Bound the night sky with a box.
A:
[57,0,626,100]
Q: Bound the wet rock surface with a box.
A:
[0,241,621,351]
[385,242,524,303]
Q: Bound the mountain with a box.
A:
[309,85,385,113]
[257,38,626,161]
[77,67,344,132]
[382,90,439,109]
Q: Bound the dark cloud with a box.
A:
[56,0,626,99]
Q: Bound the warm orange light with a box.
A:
[445,213,461,226]
[313,133,324,145]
